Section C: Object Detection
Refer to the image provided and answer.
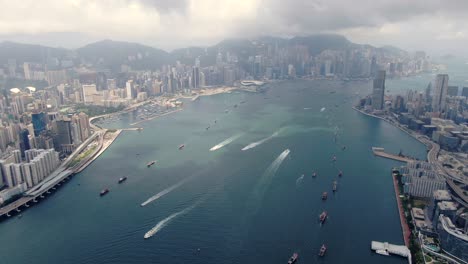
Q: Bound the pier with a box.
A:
[371,241,412,264]
[372,147,415,163]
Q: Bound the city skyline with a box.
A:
[0,1,467,57]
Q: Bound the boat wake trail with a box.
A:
[296,174,304,187]
[141,177,192,207]
[248,149,290,213]
[144,203,197,239]
[209,133,243,151]
[241,130,281,151]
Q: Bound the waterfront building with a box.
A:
[401,162,446,198]
[432,74,449,113]
[438,215,468,262]
[371,70,386,110]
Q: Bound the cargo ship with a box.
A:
[318,244,327,257]
[100,188,109,196]
[287,252,298,264]
[319,211,328,223]
[118,177,127,184]
[147,161,156,167]
[322,192,328,200]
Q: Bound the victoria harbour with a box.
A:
[0,79,429,264]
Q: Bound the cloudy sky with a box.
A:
[0,0,467,56]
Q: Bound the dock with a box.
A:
[371,241,412,264]
[372,147,415,163]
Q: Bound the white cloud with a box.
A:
[0,0,467,55]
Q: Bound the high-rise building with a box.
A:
[82,84,97,104]
[371,70,386,110]
[126,80,135,99]
[447,86,458,97]
[192,67,200,89]
[31,112,47,136]
[432,74,449,113]
[54,120,73,150]
[19,129,31,157]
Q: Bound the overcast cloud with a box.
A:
[0,0,467,55]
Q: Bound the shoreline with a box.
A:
[129,108,183,126]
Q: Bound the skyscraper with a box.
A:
[462,87,468,98]
[31,112,47,136]
[371,70,386,110]
[126,80,135,99]
[432,74,449,113]
[19,129,31,157]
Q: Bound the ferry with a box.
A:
[322,192,328,200]
[179,144,185,150]
[144,226,157,239]
[100,188,109,196]
[118,177,127,184]
[332,181,337,192]
[287,252,298,264]
[319,211,328,223]
[147,161,156,167]
[319,244,327,256]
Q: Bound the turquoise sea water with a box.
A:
[0,79,430,264]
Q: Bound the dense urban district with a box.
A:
[356,70,468,263]
[0,34,466,263]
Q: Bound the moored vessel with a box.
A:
[319,244,327,257]
[319,211,328,223]
[287,252,298,264]
[322,192,328,200]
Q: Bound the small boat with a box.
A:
[147,161,156,167]
[206,126,210,130]
[338,170,343,177]
[342,146,346,151]
[179,144,185,150]
[287,252,298,264]
[332,181,337,192]
[234,104,238,108]
[18,214,23,219]
[319,211,328,223]
[118,177,127,184]
[322,192,328,200]
[312,172,317,178]
[332,155,337,162]
[318,244,327,256]
[100,189,109,196]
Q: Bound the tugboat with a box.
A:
[118,177,127,184]
[100,188,109,196]
[332,181,337,192]
[147,161,156,167]
[319,211,328,223]
[287,252,298,264]
[179,144,185,150]
[322,192,328,200]
[318,244,327,257]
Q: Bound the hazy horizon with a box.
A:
[0,0,467,57]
